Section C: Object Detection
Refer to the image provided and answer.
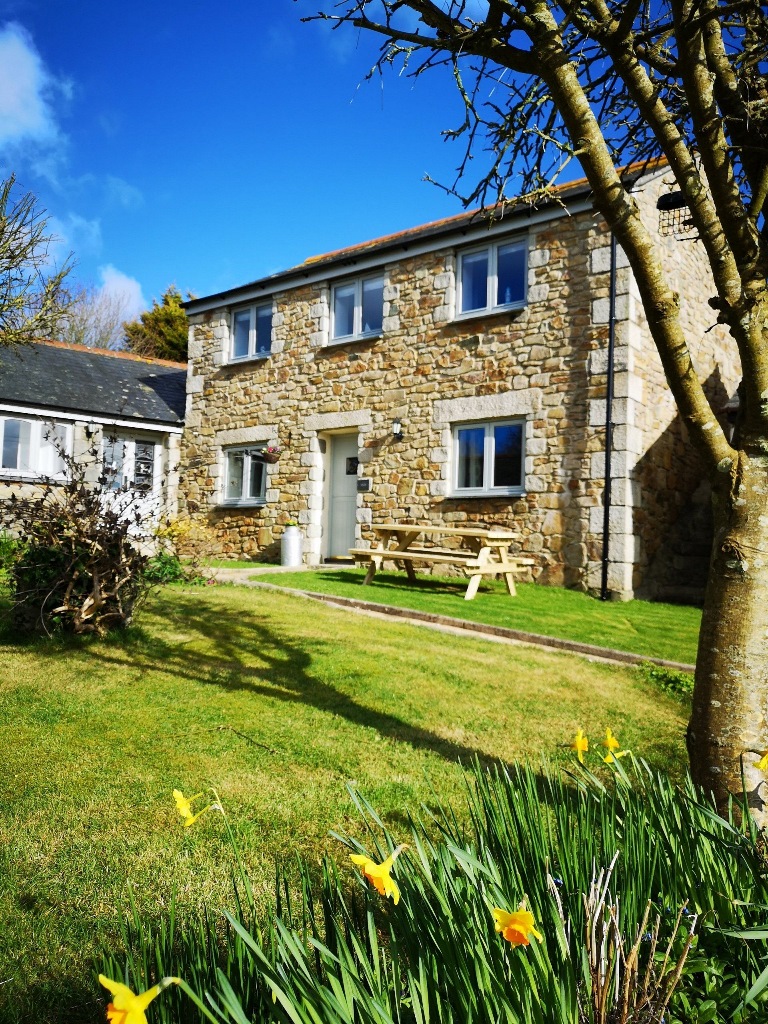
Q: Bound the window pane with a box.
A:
[227,452,244,499]
[496,244,527,306]
[103,437,126,491]
[248,457,265,499]
[232,309,251,358]
[493,423,523,487]
[333,283,356,338]
[456,427,485,488]
[2,419,20,469]
[133,442,156,492]
[40,422,68,476]
[361,276,383,334]
[255,305,272,357]
[461,251,489,312]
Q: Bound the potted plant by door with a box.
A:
[261,445,282,465]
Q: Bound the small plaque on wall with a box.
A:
[356,478,372,493]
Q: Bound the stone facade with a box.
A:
[180,167,740,599]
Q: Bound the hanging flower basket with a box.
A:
[261,445,283,464]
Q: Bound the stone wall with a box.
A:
[180,175,740,597]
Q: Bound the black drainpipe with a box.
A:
[600,232,617,601]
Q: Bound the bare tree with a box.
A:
[308,0,768,817]
[57,282,129,350]
[0,174,72,346]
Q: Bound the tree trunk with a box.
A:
[688,450,768,823]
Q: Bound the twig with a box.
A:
[213,725,281,755]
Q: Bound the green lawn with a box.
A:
[262,568,702,664]
[0,584,689,1023]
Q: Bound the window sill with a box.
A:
[0,471,67,484]
[326,332,382,348]
[453,303,526,325]
[219,499,266,509]
[449,489,526,499]
[227,353,270,366]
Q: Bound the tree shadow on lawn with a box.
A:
[28,590,517,774]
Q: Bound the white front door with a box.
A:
[327,433,359,558]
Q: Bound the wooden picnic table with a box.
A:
[349,524,534,600]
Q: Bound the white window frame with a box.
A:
[0,416,72,480]
[457,239,528,317]
[229,301,273,362]
[330,273,384,343]
[102,432,162,495]
[451,418,526,497]
[222,446,268,507]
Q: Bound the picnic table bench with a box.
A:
[349,524,534,600]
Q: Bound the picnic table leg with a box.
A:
[363,557,380,585]
[502,571,517,597]
[403,560,418,583]
[464,573,482,600]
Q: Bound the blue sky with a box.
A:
[0,0,472,319]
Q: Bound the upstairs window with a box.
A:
[224,447,267,505]
[0,417,69,478]
[331,274,384,341]
[458,240,527,315]
[452,419,525,496]
[231,302,273,361]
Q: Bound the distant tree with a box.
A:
[123,286,189,362]
[57,282,129,350]
[0,174,72,346]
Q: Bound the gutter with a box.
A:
[600,232,618,601]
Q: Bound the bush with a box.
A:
[641,662,695,700]
[0,530,18,590]
[5,440,152,636]
[143,551,188,584]
[98,761,768,1024]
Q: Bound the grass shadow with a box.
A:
[22,589,517,773]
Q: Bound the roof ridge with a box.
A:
[34,339,187,369]
[300,156,668,267]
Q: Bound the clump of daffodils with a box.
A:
[570,727,632,765]
[100,974,180,1024]
[173,788,223,828]
[350,844,407,904]
[492,903,543,947]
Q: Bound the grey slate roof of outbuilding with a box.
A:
[0,341,186,425]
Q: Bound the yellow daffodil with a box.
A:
[99,974,180,1024]
[601,728,631,763]
[493,903,543,946]
[755,750,768,772]
[172,789,221,827]
[350,844,406,904]
[571,729,589,764]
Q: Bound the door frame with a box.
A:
[322,430,360,561]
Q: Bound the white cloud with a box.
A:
[104,175,143,210]
[98,265,147,321]
[48,212,102,262]
[0,22,69,171]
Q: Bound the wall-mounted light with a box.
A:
[392,417,404,442]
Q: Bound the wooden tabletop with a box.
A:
[372,524,520,540]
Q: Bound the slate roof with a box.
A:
[0,341,186,425]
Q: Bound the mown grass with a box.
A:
[0,584,689,1024]
[266,568,702,664]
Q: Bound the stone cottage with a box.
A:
[180,164,739,600]
[0,340,186,529]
